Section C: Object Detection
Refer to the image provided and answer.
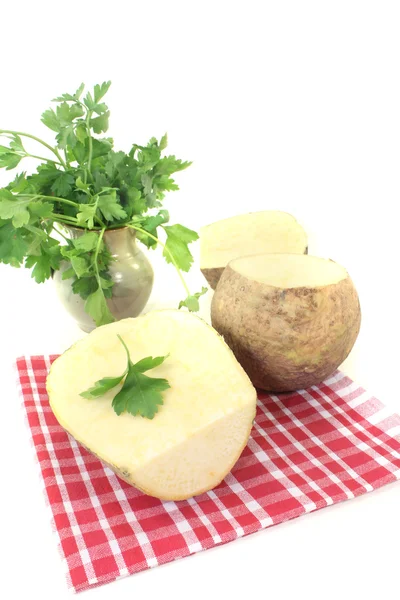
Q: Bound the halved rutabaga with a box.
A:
[211,254,361,392]
[200,211,308,289]
[47,310,257,501]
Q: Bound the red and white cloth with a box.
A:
[17,356,400,593]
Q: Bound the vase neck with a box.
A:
[64,226,137,257]
[103,228,137,256]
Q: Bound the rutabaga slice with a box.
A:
[200,210,308,289]
[47,310,257,500]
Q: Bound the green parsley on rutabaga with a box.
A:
[0,81,206,326]
[81,335,170,419]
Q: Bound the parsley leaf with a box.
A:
[41,108,60,132]
[51,172,75,196]
[104,151,126,179]
[56,125,77,150]
[29,200,54,220]
[75,123,88,144]
[178,287,208,311]
[0,190,31,227]
[69,255,88,278]
[72,276,98,299]
[90,112,110,134]
[7,172,28,193]
[155,155,192,176]
[25,237,62,283]
[52,83,84,103]
[59,231,115,313]
[9,134,25,153]
[159,133,168,151]
[26,253,53,282]
[73,231,99,251]
[85,287,114,327]
[0,220,28,265]
[112,369,170,418]
[80,374,126,399]
[94,81,112,103]
[136,210,169,248]
[97,190,127,222]
[80,334,170,419]
[0,152,22,170]
[163,224,199,272]
[77,203,97,228]
[131,354,169,372]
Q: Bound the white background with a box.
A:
[1,1,400,598]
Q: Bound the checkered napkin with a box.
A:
[16,356,400,593]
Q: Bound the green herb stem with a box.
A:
[20,193,105,228]
[94,215,106,227]
[63,148,70,168]
[92,196,106,228]
[117,334,131,363]
[52,225,70,243]
[19,193,79,209]
[5,149,62,167]
[93,227,106,285]
[84,110,93,183]
[29,153,62,166]
[24,223,48,239]
[0,130,67,168]
[128,223,191,297]
[49,213,79,225]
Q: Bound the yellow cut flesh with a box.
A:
[200,211,307,269]
[231,253,347,288]
[47,310,257,500]
[133,403,255,499]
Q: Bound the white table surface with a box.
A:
[1,1,400,598]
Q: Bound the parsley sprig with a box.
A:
[80,335,170,419]
[0,82,206,325]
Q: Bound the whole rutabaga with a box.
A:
[0,81,206,325]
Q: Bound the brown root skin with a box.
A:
[201,266,224,290]
[211,264,361,392]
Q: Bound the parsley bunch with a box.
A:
[0,82,206,326]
